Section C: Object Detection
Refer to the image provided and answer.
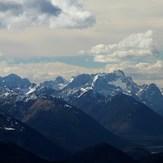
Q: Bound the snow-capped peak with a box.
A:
[108,79,126,90]
[113,70,125,77]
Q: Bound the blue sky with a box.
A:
[10,55,105,68]
[0,0,163,87]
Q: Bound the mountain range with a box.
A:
[0,71,163,162]
[0,95,126,153]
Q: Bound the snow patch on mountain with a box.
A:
[64,104,72,109]
[108,79,126,90]
[78,87,93,98]
[92,75,99,86]
[4,127,15,131]
[113,70,125,77]
[4,92,10,97]
[16,94,25,102]
[70,77,74,83]
[26,87,37,95]
[25,94,37,102]
[161,88,163,95]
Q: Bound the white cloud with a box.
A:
[105,60,163,75]
[80,30,163,86]
[0,61,99,83]
[0,0,95,30]
[83,30,158,63]
[105,60,163,86]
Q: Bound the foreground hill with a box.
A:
[0,142,47,163]
[0,110,69,161]
[62,143,135,163]
[139,152,163,163]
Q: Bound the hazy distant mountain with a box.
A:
[0,110,69,161]
[62,143,135,163]
[0,74,31,91]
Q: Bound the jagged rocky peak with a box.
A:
[3,73,29,82]
[106,70,136,85]
[3,73,20,79]
[68,70,128,87]
[113,70,125,77]
[147,83,161,92]
[0,73,31,88]
[139,83,162,97]
[55,76,68,84]
[68,74,92,88]
[59,70,141,101]
[41,76,68,91]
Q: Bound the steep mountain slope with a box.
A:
[138,83,163,116]
[21,97,126,153]
[0,110,69,161]
[100,94,163,136]
[73,92,163,136]
[71,91,163,152]
[56,71,163,117]
[0,94,36,120]
[62,143,135,163]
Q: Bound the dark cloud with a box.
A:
[0,2,22,14]
[0,0,61,16]
[38,0,61,16]
[24,0,61,16]
[0,0,95,30]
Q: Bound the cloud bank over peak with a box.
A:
[0,0,95,30]
[80,30,163,86]
[88,30,158,63]
[0,60,99,83]
[105,60,163,86]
